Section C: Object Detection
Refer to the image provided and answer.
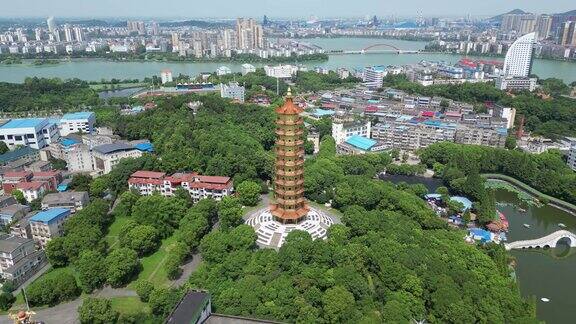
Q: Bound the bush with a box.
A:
[26,269,80,306]
[134,280,155,302]
[78,298,118,324]
[0,292,15,311]
[148,288,182,317]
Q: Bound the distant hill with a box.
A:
[555,9,576,16]
[160,20,231,28]
[488,9,528,22]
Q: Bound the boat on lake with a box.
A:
[523,224,531,228]
[558,223,567,228]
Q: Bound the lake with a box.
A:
[1,38,575,84]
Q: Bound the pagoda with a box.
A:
[269,88,309,224]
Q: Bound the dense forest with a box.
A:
[86,94,538,322]
[420,142,576,205]
[381,74,576,139]
[0,77,100,113]
[185,135,537,323]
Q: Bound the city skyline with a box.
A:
[1,0,575,18]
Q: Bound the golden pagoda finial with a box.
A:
[286,87,292,98]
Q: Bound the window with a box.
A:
[15,136,22,141]
[7,135,13,139]
[27,134,34,139]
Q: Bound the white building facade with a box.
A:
[59,112,96,136]
[0,119,60,150]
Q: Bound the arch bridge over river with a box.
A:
[505,230,576,251]
[328,43,420,55]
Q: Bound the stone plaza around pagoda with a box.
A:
[245,207,339,249]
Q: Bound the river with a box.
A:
[0,37,575,84]
[381,175,576,323]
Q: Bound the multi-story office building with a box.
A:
[0,234,46,286]
[59,112,95,136]
[63,24,74,42]
[46,16,56,35]
[161,69,173,84]
[567,139,576,171]
[264,65,298,78]
[220,82,245,103]
[560,21,576,46]
[41,192,89,213]
[0,204,30,227]
[332,119,371,145]
[241,63,256,75]
[128,171,233,202]
[498,32,537,92]
[372,120,457,151]
[363,65,387,88]
[127,20,146,35]
[29,208,71,248]
[503,32,535,78]
[0,119,60,150]
[92,143,143,175]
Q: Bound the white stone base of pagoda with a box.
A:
[245,207,338,249]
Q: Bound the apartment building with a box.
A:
[59,112,96,136]
[128,171,233,202]
[29,208,71,248]
[41,191,89,212]
[92,143,143,175]
[332,119,371,144]
[0,234,46,286]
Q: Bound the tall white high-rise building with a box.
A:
[47,16,57,34]
[503,32,535,78]
[63,24,74,42]
[73,27,84,42]
[236,18,264,50]
[34,28,43,41]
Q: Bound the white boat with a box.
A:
[541,298,550,302]
[523,224,531,228]
[558,223,567,228]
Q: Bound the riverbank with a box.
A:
[421,50,576,64]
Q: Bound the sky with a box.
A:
[1,0,574,18]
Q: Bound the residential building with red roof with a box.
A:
[2,171,62,202]
[128,171,233,202]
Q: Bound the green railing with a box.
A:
[482,173,576,215]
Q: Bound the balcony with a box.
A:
[276,118,303,126]
[274,188,305,196]
[275,129,304,137]
[276,169,304,177]
[276,139,304,146]
[275,159,304,167]
[276,148,305,157]
[274,179,304,187]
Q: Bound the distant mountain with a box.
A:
[555,9,576,16]
[160,20,231,28]
[488,9,528,22]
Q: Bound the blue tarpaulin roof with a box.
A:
[61,112,94,120]
[134,142,154,152]
[470,228,492,241]
[345,136,377,151]
[60,138,79,148]
[0,118,46,129]
[312,109,335,117]
[450,196,472,211]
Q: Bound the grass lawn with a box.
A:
[128,235,178,289]
[110,296,150,316]
[308,200,344,219]
[105,217,131,250]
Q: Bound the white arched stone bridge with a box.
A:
[505,230,576,251]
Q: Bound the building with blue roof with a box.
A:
[29,208,71,247]
[469,228,493,243]
[0,118,60,150]
[310,109,335,119]
[450,196,473,211]
[59,112,95,136]
[338,135,388,155]
[134,142,154,153]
